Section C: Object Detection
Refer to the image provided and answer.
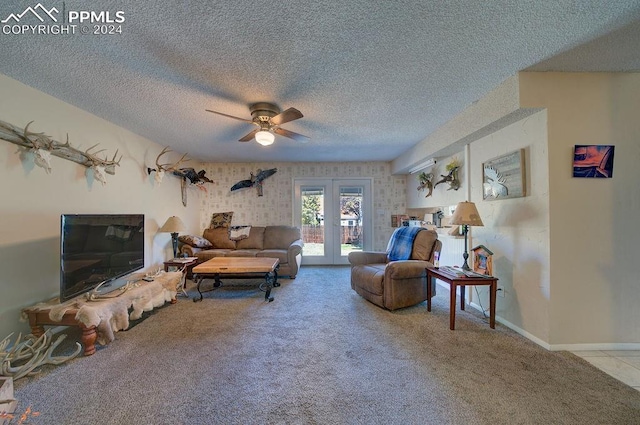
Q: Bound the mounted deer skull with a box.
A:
[83,144,121,186]
[26,124,54,173]
[31,146,52,173]
[146,147,189,184]
[147,147,212,206]
[0,120,122,179]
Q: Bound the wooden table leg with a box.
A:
[30,324,45,338]
[449,282,456,330]
[80,325,97,356]
[489,280,496,329]
[426,274,432,312]
[30,315,96,356]
[460,285,466,311]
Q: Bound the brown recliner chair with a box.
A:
[348,229,441,310]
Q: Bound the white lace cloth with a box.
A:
[22,271,182,345]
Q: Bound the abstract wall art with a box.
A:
[573,145,615,178]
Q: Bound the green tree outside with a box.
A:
[302,194,321,225]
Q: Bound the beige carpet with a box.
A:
[13,266,640,424]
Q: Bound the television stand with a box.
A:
[22,270,182,356]
[24,308,98,356]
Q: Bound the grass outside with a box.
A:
[303,243,362,256]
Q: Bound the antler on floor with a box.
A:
[0,331,82,380]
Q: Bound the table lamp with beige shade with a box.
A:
[159,216,185,259]
[449,201,483,270]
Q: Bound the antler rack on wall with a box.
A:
[146,146,214,206]
[0,119,121,184]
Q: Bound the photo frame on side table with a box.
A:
[472,245,493,276]
[482,149,526,201]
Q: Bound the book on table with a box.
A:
[171,257,198,263]
[439,266,493,278]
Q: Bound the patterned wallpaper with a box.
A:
[199,162,406,251]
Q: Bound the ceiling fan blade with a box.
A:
[205,109,254,124]
[239,128,259,142]
[273,127,310,143]
[270,107,303,126]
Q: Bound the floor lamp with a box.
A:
[449,201,484,270]
[159,216,186,258]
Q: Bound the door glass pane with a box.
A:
[339,186,363,257]
[301,186,324,256]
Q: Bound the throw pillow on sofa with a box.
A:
[178,235,213,248]
[210,211,233,228]
[228,225,251,241]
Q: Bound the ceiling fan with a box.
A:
[206,102,310,146]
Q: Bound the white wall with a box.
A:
[520,73,640,347]
[0,74,201,338]
[469,111,551,343]
[405,115,552,343]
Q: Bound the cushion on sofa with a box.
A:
[178,234,213,248]
[236,226,265,250]
[203,227,236,249]
[264,226,301,249]
[410,229,438,261]
[196,249,233,262]
[229,249,260,257]
[257,249,289,264]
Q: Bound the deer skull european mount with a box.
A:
[0,120,121,183]
[146,147,214,206]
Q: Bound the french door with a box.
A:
[294,178,372,265]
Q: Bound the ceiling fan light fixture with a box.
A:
[255,130,275,146]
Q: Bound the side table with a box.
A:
[164,257,198,275]
[426,266,498,330]
[164,257,198,295]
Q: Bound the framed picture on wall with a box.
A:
[482,149,526,201]
[572,145,615,178]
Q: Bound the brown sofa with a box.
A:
[348,229,441,310]
[179,226,303,278]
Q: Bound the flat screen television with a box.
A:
[60,214,144,301]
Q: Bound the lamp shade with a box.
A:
[450,201,484,226]
[255,130,275,146]
[158,216,185,233]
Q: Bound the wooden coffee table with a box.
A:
[192,257,280,302]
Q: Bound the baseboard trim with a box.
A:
[466,301,552,350]
[549,342,640,351]
[465,299,640,351]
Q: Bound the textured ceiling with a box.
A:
[1,1,639,163]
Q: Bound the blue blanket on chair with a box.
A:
[386,226,422,261]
